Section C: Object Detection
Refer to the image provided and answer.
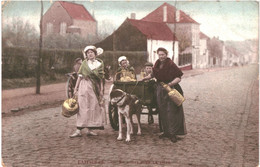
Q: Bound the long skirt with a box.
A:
[157,84,187,136]
[76,79,106,129]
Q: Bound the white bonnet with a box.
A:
[83,45,103,58]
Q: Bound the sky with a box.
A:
[1,0,259,41]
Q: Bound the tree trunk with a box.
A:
[36,0,43,94]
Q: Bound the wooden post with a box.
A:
[172,3,177,63]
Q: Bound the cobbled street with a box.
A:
[2,65,258,167]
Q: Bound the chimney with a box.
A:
[163,6,167,22]
[176,10,180,22]
[130,13,136,19]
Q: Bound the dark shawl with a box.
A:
[153,58,184,95]
[153,58,183,83]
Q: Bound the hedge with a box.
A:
[2,47,148,79]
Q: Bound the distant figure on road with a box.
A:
[70,45,106,138]
[115,56,136,81]
[142,47,187,143]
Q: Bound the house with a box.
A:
[225,46,241,66]
[42,1,97,39]
[141,2,200,69]
[199,32,210,68]
[207,37,224,67]
[221,45,228,66]
[95,18,179,64]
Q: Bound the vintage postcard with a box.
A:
[2,0,259,166]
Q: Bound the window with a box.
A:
[60,22,67,35]
[46,23,53,35]
[179,53,192,66]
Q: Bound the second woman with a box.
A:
[70,45,106,138]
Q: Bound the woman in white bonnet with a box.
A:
[70,45,106,138]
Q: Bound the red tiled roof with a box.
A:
[59,1,95,22]
[141,2,199,24]
[127,19,177,41]
[200,32,210,39]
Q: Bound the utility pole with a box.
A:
[36,0,43,94]
[173,1,177,63]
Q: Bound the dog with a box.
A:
[110,89,142,142]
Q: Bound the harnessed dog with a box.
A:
[110,89,142,142]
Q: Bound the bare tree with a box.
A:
[97,19,116,41]
[177,31,192,53]
[208,37,223,59]
[2,18,38,47]
[43,33,89,49]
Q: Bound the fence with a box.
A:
[178,53,192,66]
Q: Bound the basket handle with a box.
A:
[72,91,78,100]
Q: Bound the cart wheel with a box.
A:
[158,113,163,132]
[108,103,119,131]
[66,76,75,98]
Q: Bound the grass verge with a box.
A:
[2,74,68,90]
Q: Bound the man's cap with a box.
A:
[145,62,153,67]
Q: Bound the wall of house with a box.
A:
[42,2,73,36]
[174,23,200,48]
[191,24,200,68]
[168,23,201,69]
[209,56,221,67]
[95,20,147,51]
[191,24,200,47]
[73,19,97,38]
[147,39,175,64]
[221,45,229,67]
[173,41,179,64]
[175,23,192,44]
[199,38,209,68]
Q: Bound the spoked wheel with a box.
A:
[108,102,119,131]
[148,106,163,132]
[66,76,76,98]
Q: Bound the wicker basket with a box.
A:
[61,98,79,118]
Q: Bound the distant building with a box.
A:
[199,32,210,68]
[42,1,97,39]
[141,2,200,69]
[208,37,223,67]
[225,46,240,66]
[96,18,179,65]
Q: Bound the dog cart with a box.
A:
[108,80,162,131]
